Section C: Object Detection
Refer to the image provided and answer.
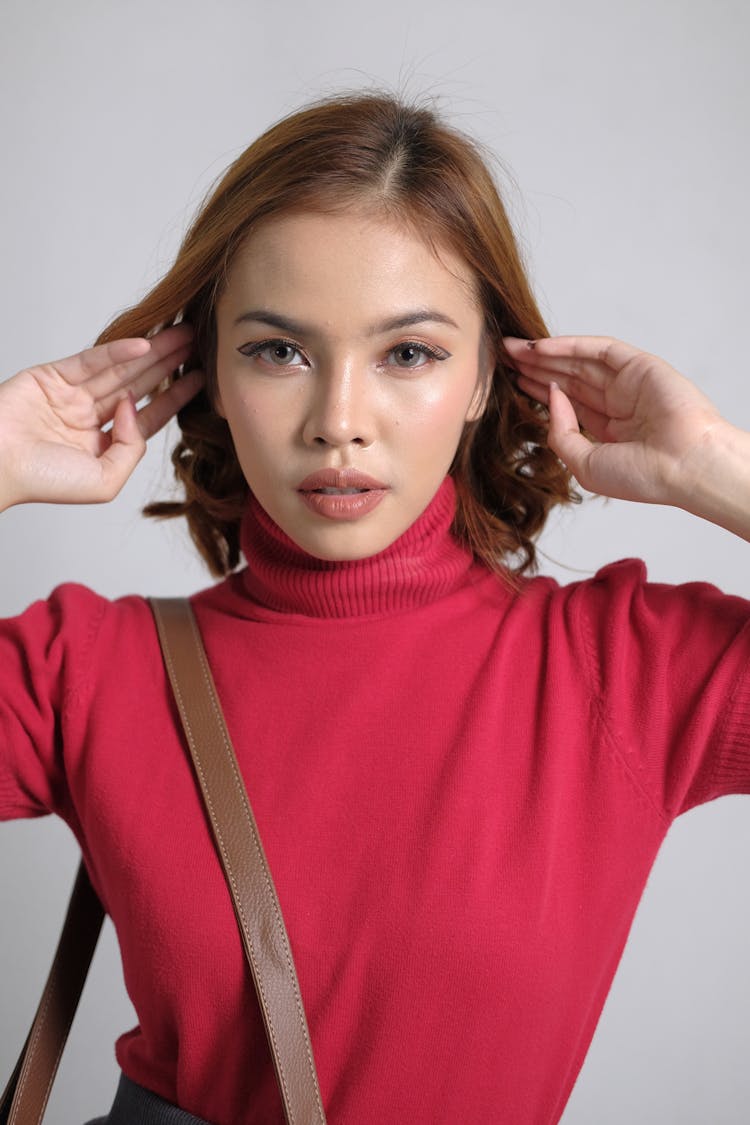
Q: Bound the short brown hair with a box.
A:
[96,89,577,578]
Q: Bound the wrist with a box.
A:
[668,419,750,540]
[0,476,18,513]
[0,454,25,512]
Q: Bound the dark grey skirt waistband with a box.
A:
[85,1073,214,1125]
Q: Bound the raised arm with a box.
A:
[0,323,203,512]
[504,334,750,542]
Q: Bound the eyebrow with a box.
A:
[231,308,461,336]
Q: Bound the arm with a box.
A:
[0,324,203,512]
[504,335,750,542]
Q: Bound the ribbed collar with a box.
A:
[239,476,476,618]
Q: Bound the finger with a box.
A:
[517,371,608,420]
[49,337,152,384]
[92,338,194,422]
[520,373,621,446]
[52,323,194,391]
[86,326,194,403]
[92,395,148,501]
[505,335,642,374]
[506,337,647,411]
[511,351,612,398]
[133,369,206,440]
[546,382,598,480]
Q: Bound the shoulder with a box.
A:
[559,557,750,644]
[2,567,247,654]
[506,557,750,681]
[516,555,748,622]
[2,581,153,647]
[501,557,652,630]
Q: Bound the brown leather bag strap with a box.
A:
[1,859,104,1125]
[149,597,327,1125]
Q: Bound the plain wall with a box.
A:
[1,0,748,1120]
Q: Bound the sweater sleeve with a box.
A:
[570,558,750,821]
[0,583,105,821]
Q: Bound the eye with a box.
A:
[237,338,307,367]
[387,341,450,369]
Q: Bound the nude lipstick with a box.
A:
[297,468,389,521]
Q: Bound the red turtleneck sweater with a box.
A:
[3,477,750,1124]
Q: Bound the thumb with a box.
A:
[547,381,596,485]
[97,393,148,500]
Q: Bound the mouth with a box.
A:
[297,469,390,493]
[296,469,389,521]
[312,487,370,495]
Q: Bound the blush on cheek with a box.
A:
[419,384,479,434]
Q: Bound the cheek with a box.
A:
[220,386,269,456]
[398,375,478,447]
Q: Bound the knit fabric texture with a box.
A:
[3,475,750,1124]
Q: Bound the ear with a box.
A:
[465,383,488,423]
[465,342,495,423]
[208,359,226,419]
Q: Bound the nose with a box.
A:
[301,360,374,449]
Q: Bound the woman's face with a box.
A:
[214,208,492,561]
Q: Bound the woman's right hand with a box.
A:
[0,324,203,511]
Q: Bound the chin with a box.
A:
[290,521,407,563]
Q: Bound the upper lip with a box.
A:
[297,468,389,491]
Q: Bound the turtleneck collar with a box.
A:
[239,476,476,618]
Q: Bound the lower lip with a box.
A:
[298,489,388,520]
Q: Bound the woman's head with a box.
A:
[97,89,576,575]
[213,207,491,562]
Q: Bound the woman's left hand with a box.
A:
[503,335,725,507]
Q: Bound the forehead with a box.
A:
[218,209,481,323]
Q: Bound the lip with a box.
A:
[296,468,390,522]
[297,468,389,492]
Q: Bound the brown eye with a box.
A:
[267,343,299,365]
[394,345,425,368]
[237,339,306,366]
[388,342,449,369]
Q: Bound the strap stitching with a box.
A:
[185,610,324,1117]
[155,600,325,1123]
[11,981,52,1117]
[177,614,296,1124]
[11,913,86,1121]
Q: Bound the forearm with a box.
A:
[669,419,750,542]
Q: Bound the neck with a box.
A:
[239,477,476,618]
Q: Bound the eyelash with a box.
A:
[236,337,450,370]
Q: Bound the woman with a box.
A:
[2,90,749,1124]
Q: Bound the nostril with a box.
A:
[311,434,368,447]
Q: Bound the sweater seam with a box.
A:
[60,593,108,754]
[694,648,748,804]
[571,582,671,829]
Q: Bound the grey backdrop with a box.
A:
[1,0,749,1120]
